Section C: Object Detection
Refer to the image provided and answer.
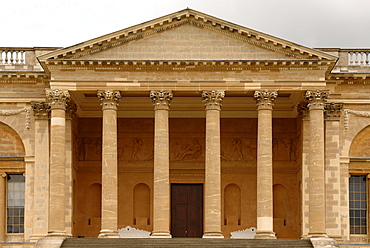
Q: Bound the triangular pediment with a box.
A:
[38,9,337,63]
[80,24,299,61]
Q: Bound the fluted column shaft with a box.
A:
[305,90,328,238]
[254,90,277,239]
[0,172,6,242]
[46,89,70,236]
[150,90,173,238]
[202,90,224,238]
[98,90,121,238]
[30,102,50,241]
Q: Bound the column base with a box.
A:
[150,231,172,238]
[98,229,120,238]
[254,230,276,239]
[47,230,70,237]
[30,234,48,242]
[202,232,224,238]
[309,237,339,248]
[307,233,329,239]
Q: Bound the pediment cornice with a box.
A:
[43,59,334,72]
[38,9,337,64]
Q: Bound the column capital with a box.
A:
[1,172,6,178]
[66,101,77,120]
[253,90,278,110]
[45,89,70,110]
[97,90,121,110]
[202,90,225,110]
[31,101,50,120]
[304,90,329,110]
[150,90,173,110]
[324,102,343,120]
[297,102,309,119]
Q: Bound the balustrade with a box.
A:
[347,50,370,66]
[1,49,26,64]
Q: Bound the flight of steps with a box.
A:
[61,238,314,248]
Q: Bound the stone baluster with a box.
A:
[97,90,121,238]
[30,102,51,241]
[305,90,329,238]
[46,89,70,237]
[202,90,225,238]
[253,90,278,239]
[0,172,6,242]
[150,90,173,238]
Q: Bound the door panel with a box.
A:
[171,184,203,238]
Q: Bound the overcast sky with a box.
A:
[2,0,369,49]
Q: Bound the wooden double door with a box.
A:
[171,184,203,238]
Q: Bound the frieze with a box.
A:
[272,138,298,162]
[0,107,31,129]
[171,139,202,161]
[344,109,370,131]
[221,138,256,162]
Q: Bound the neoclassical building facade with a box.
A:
[0,8,370,247]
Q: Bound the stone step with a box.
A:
[61,238,313,248]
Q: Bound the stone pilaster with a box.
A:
[253,90,278,239]
[297,102,310,238]
[30,102,50,241]
[202,90,224,238]
[150,90,173,238]
[0,172,6,242]
[97,90,121,238]
[65,101,77,237]
[46,89,70,237]
[324,103,343,241]
[305,90,329,238]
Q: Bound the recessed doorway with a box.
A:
[171,184,203,238]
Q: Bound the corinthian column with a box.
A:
[30,102,50,241]
[97,90,121,238]
[253,90,277,239]
[202,90,224,238]
[46,89,70,236]
[305,90,329,238]
[150,90,173,238]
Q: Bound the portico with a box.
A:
[0,8,348,246]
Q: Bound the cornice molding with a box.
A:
[43,59,333,72]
